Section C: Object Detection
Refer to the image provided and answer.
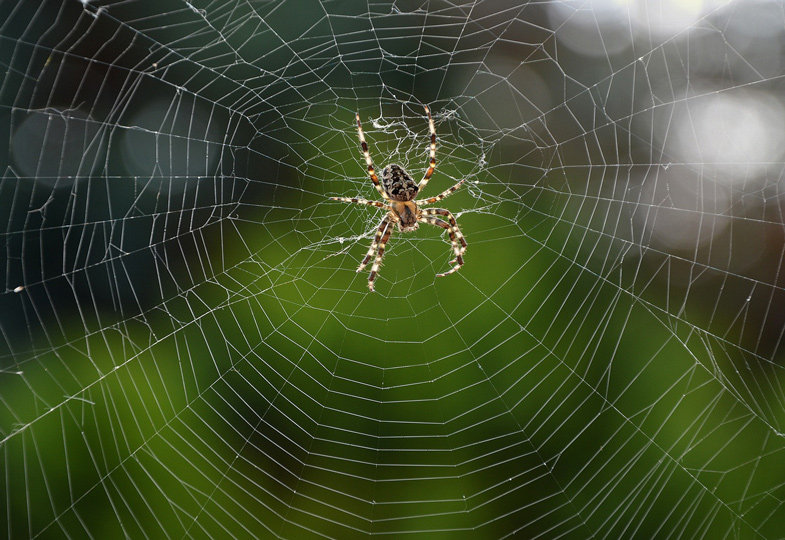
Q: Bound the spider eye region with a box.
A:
[382,164,418,201]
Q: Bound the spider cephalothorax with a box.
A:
[330,105,467,291]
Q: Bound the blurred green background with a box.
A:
[1,0,785,537]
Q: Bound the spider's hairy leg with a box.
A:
[356,112,389,200]
[421,208,467,254]
[419,213,466,277]
[330,197,387,209]
[420,216,463,277]
[419,179,465,206]
[357,216,391,273]
[368,221,393,292]
[418,105,437,191]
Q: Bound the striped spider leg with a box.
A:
[417,179,467,275]
[355,112,389,201]
[419,207,467,276]
[329,198,394,291]
[359,217,394,292]
[418,179,465,206]
[418,104,437,192]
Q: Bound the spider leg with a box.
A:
[357,216,391,273]
[418,179,465,206]
[330,197,387,209]
[419,213,466,277]
[421,208,467,254]
[417,105,437,192]
[367,220,394,291]
[356,113,389,200]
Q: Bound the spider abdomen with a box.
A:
[381,164,418,201]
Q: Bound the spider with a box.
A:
[330,105,467,291]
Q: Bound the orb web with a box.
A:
[1,0,784,537]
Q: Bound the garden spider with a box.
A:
[330,105,467,291]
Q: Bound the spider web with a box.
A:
[2,0,785,537]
